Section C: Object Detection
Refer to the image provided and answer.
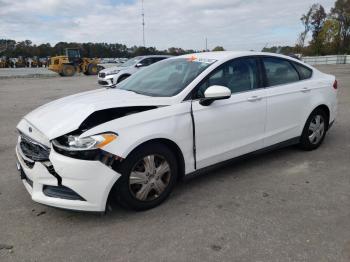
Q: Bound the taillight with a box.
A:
[333,80,338,89]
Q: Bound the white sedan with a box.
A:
[15,51,338,211]
[97,55,171,86]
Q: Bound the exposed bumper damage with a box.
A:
[16,103,163,211]
[15,134,121,212]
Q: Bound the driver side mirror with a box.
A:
[135,63,145,68]
[199,85,231,106]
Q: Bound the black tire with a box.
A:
[117,75,129,83]
[112,143,178,211]
[61,64,75,76]
[299,108,328,151]
[87,64,98,75]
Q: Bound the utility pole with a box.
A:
[142,0,145,47]
[205,37,208,51]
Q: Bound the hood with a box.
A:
[98,63,122,69]
[101,65,131,73]
[22,88,171,140]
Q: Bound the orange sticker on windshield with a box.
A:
[187,55,197,62]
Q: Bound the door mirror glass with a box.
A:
[135,63,144,68]
[200,85,231,106]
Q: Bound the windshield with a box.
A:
[117,57,216,97]
[120,57,143,67]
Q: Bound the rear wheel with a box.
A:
[87,64,98,75]
[61,64,76,77]
[299,109,328,150]
[112,143,178,211]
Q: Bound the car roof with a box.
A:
[179,51,303,64]
[137,55,173,59]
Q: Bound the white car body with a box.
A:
[97,55,171,86]
[16,51,337,212]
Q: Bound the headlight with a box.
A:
[53,133,117,151]
[106,69,120,76]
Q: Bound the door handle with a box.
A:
[301,87,311,93]
[247,96,262,102]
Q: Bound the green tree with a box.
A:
[296,6,314,52]
[212,46,225,51]
[319,19,341,54]
[308,4,327,55]
[331,0,350,53]
[262,46,295,55]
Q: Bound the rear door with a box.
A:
[261,56,313,146]
[192,57,267,168]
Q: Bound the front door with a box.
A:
[192,57,267,169]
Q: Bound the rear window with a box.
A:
[262,57,299,86]
[292,62,313,80]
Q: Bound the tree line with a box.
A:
[0,38,227,59]
[263,0,350,56]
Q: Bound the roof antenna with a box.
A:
[142,0,145,47]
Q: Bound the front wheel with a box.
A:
[299,109,328,150]
[112,143,178,211]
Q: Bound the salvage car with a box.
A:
[16,51,338,211]
[97,55,171,86]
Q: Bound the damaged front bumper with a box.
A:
[15,136,121,212]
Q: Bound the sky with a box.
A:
[0,0,336,51]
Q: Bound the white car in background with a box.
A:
[97,55,171,86]
[16,51,337,212]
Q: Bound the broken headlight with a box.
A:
[52,133,117,151]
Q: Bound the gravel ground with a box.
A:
[0,65,349,262]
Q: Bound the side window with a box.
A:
[196,57,258,98]
[262,57,299,86]
[140,58,153,66]
[151,57,166,64]
[292,62,313,80]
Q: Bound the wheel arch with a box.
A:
[106,138,186,210]
[311,104,330,129]
[117,74,131,83]
[123,138,186,180]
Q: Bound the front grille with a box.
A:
[19,134,50,161]
[99,72,106,78]
[98,80,109,86]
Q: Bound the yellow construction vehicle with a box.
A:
[48,48,100,76]
[15,56,26,68]
[0,57,7,68]
[27,56,41,68]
